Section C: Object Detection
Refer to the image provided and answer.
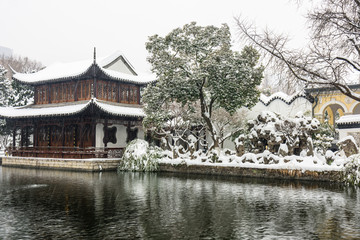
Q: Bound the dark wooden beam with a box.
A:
[91,117,96,148]
[48,83,51,104]
[33,119,38,147]
[103,118,108,148]
[137,86,141,104]
[74,79,79,101]
[12,126,16,148]
[117,82,120,103]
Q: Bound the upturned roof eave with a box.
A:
[12,64,94,86]
[12,63,155,86]
[0,99,145,119]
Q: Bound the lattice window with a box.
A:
[70,83,74,100]
[107,83,111,101]
[85,81,90,99]
[50,125,62,147]
[51,85,56,103]
[112,83,117,102]
[97,81,103,99]
[129,86,138,104]
[38,88,42,104]
[61,84,64,101]
[64,125,75,147]
[120,85,129,103]
[104,83,108,100]
[42,88,46,103]
[38,126,49,146]
[36,86,49,104]
[129,86,134,103]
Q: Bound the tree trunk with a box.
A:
[199,89,219,151]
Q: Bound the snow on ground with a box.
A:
[158,149,347,172]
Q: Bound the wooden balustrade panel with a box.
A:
[8,147,123,159]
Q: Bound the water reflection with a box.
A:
[0,166,359,239]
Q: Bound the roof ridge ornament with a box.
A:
[92,47,97,99]
[93,47,96,64]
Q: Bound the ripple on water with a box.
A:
[0,168,359,239]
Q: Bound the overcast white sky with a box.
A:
[1,0,311,74]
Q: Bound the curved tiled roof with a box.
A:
[336,114,360,125]
[0,99,145,119]
[99,67,153,85]
[12,51,155,85]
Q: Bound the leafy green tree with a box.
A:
[8,80,34,106]
[0,54,41,107]
[0,64,11,107]
[0,65,12,149]
[0,55,41,149]
[143,22,264,150]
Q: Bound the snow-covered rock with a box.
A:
[235,111,323,157]
[338,136,359,157]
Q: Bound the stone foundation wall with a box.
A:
[2,156,121,172]
[159,163,342,182]
[1,157,343,182]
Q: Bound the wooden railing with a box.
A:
[6,146,124,159]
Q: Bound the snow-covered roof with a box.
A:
[12,51,155,85]
[99,50,137,75]
[0,98,145,119]
[336,114,360,125]
[94,99,145,118]
[259,91,309,106]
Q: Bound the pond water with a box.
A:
[0,166,359,239]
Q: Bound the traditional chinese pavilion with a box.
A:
[0,50,154,159]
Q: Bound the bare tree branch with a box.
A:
[235,0,360,101]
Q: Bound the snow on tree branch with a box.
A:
[235,0,360,101]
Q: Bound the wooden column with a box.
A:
[74,80,79,101]
[48,125,51,147]
[91,118,96,148]
[48,84,51,104]
[126,121,131,143]
[137,86,141,104]
[61,119,65,158]
[33,120,38,148]
[20,125,24,147]
[103,119,108,148]
[24,126,28,147]
[126,85,130,103]
[61,120,65,147]
[79,122,84,149]
[117,82,120,103]
[34,87,38,104]
[12,126,16,148]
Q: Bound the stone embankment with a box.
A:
[0,156,343,183]
[158,163,342,182]
[2,156,120,172]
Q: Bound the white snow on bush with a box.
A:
[118,139,161,172]
[158,148,346,172]
[343,154,360,186]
